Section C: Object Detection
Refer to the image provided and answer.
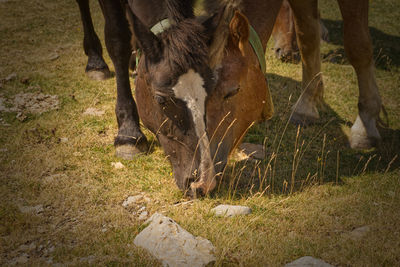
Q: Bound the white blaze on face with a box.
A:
[172,69,214,178]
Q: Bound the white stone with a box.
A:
[285,256,334,267]
[60,137,69,143]
[11,253,29,264]
[138,211,148,221]
[43,173,66,183]
[122,195,143,207]
[19,204,44,214]
[0,98,9,112]
[111,162,125,169]
[5,72,17,82]
[349,225,370,240]
[48,52,59,61]
[134,213,215,267]
[83,107,105,116]
[12,93,59,114]
[211,205,252,217]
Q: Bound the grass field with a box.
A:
[0,0,399,266]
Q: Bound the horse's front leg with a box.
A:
[287,0,324,125]
[338,0,381,149]
[98,0,149,159]
[76,0,111,80]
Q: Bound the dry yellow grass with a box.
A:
[0,0,399,266]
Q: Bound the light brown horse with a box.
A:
[271,0,329,62]
[204,0,381,193]
[206,0,381,151]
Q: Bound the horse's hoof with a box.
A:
[185,185,205,199]
[350,115,381,149]
[86,68,111,81]
[349,133,379,150]
[115,143,148,160]
[290,111,319,127]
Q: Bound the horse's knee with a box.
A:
[344,32,373,69]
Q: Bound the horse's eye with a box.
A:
[155,94,166,104]
[224,86,240,99]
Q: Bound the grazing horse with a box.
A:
[134,0,380,195]
[75,0,381,197]
[204,0,381,150]
[75,0,174,159]
[271,0,329,62]
[133,1,273,196]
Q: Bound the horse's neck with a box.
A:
[242,0,283,50]
[130,0,167,27]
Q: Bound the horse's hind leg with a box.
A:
[76,0,111,80]
[337,0,381,149]
[287,0,323,125]
[98,0,149,158]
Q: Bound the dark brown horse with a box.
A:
[133,3,273,196]
[75,0,381,197]
[75,0,174,160]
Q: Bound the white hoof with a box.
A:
[350,115,381,149]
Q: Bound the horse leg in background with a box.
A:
[287,0,324,125]
[338,0,381,149]
[98,0,149,159]
[76,0,111,81]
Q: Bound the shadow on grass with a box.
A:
[321,19,400,70]
[213,73,400,199]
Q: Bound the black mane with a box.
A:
[159,18,208,73]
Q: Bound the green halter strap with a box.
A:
[248,24,266,74]
[135,19,171,67]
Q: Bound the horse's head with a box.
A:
[133,0,273,197]
[271,0,299,62]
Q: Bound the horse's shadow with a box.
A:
[321,19,400,70]
[212,73,400,199]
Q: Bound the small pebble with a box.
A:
[111,162,125,169]
[138,211,148,220]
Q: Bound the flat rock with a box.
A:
[211,205,252,217]
[5,72,17,82]
[138,210,148,220]
[122,195,143,207]
[48,52,59,61]
[83,107,105,116]
[285,256,334,267]
[10,253,29,265]
[239,143,265,160]
[348,225,370,240]
[10,93,59,114]
[19,204,44,214]
[134,213,215,267]
[59,137,69,143]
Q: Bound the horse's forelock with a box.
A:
[161,19,208,73]
[205,0,243,69]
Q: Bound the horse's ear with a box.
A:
[229,11,249,49]
[132,12,162,63]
